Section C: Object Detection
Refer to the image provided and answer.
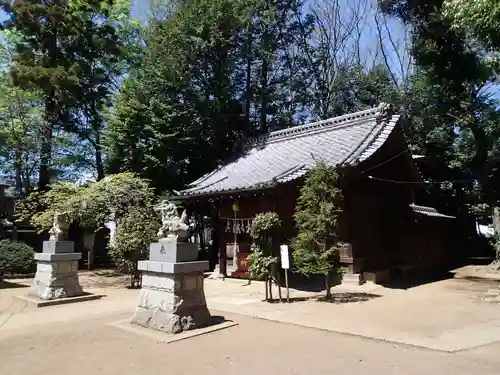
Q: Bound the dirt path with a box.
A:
[1,311,500,375]
[2,274,500,375]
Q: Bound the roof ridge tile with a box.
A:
[245,106,380,147]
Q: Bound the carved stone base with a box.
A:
[131,271,211,334]
[29,253,83,300]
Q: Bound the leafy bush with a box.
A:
[111,207,159,273]
[247,243,277,280]
[248,213,281,279]
[248,212,281,299]
[249,212,281,239]
[0,240,36,276]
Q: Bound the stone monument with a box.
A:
[29,213,84,300]
[131,201,212,334]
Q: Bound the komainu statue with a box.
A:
[154,201,191,242]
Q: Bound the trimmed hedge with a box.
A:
[0,240,36,276]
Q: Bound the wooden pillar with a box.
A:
[219,216,227,277]
[212,207,226,277]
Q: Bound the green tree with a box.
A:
[106,0,253,191]
[68,0,143,181]
[379,0,500,211]
[16,173,158,272]
[242,0,315,131]
[1,0,126,187]
[292,161,344,299]
[0,71,43,195]
[443,0,500,51]
[106,0,323,191]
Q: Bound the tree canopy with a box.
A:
[16,172,158,272]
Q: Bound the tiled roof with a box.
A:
[180,103,401,197]
[410,204,455,219]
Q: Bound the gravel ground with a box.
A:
[1,310,500,375]
[2,273,500,375]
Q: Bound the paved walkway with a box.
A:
[1,275,500,353]
[209,278,500,352]
[3,309,500,375]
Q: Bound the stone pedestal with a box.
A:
[131,238,211,334]
[29,241,84,300]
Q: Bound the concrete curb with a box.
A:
[108,316,239,343]
[15,293,104,308]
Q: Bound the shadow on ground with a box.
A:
[266,292,381,304]
[286,274,342,293]
[90,269,124,278]
[379,270,454,290]
[0,280,29,289]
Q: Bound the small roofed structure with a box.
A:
[179,103,457,283]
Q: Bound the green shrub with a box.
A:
[292,161,344,299]
[247,244,277,280]
[0,240,36,276]
[110,208,159,273]
[249,212,281,239]
[248,213,281,299]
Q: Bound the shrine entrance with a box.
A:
[221,208,253,278]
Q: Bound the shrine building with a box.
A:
[178,103,458,284]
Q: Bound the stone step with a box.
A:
[341,273,364,286]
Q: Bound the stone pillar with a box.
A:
[29,240,83,300]
[131,236,212,334]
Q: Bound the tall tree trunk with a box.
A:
[94,131,105,181]
[245,28,253,128]
[259,56,269,133]
[23,165,30,196]
[14,149,22,193]
[39,97,53,191]
[325,273,331,299]
[39,22,58,192]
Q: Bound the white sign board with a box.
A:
[280,245,290,269]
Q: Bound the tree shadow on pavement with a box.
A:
[266,292,381,304]
[0,280,29,289]
[318,292,381,303]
